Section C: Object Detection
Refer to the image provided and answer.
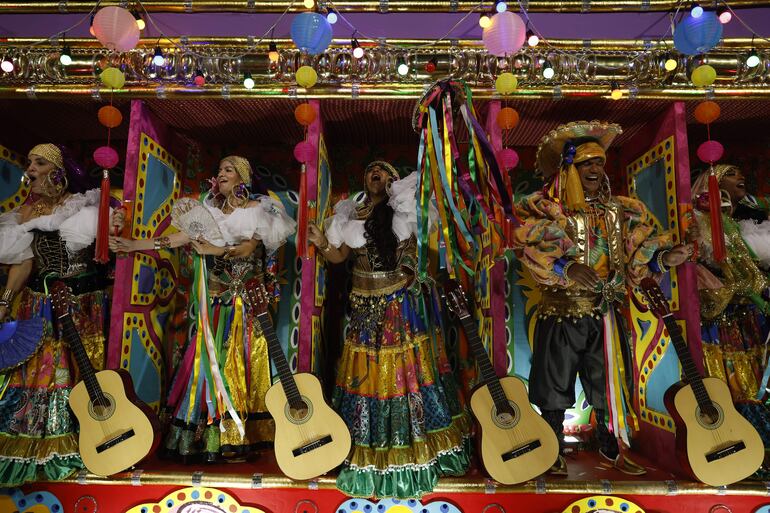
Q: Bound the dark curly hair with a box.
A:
[364,199,398,271]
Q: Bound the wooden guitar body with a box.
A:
[470,376,559,484]
[265,373,352,481]
[665,376,764,486]
[69,368,159,476]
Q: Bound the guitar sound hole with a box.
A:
[492,402,519,429]
[89,394,115,421]
[286,398,312,424]
[696,402,724,430]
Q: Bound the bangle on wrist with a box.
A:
[657,250,670,272]
[153,236,171,251]
[562,261,576,285]
[320,239,331,252]
[1,288,13,304]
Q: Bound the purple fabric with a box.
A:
[55,144,96,194]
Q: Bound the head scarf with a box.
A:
[558,140,607,211]
[221,156,252,186]
[364,160,400,180]
[28,143,93,194]
[691,164,739,211]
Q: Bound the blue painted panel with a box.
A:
[141,154,175,225]
[130,328,161,406]
[0,159,23,202]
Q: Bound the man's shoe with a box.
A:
[599,448,647,476]
[548,454,568,476]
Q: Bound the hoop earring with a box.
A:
[43,168,67,198]
[226,182,248,210]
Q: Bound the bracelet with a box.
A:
[656,250,670,272]
[320,239,331,252]
[1,288,12,303]
[153,236,171,251]
[561,261,577,286]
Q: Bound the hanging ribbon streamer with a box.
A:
[603,309,638,447]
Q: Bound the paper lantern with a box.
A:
[498,148,520,170]
[293,141,316,163]
[691,64,717,87]
[290,12,333,55]
[482,11,526,57]
[697,140,724,164]
[94,146,119,169]
[100,67,125,89]
[97,105,122,128]
[294,103,316,126]
[674,11,723,56]
[496,107,519,130]
[92,6,140,52]
[495,72,518,95]
[296,66,318,88]
[694,101,721,124]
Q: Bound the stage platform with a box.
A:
[7,450,770,513]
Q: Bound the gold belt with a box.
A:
[538,287,602,318]
[351,269,410,297]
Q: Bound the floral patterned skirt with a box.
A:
[162,297,273,462]
[0,286,107,486]
[333,287,470,499]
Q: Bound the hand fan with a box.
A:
[171,198,224,243]
[0,317,45,372]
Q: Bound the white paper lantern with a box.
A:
[482,11,526,57]
[92,6,140,52]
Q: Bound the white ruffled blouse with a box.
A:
[324,172,434,249]
[0,189,101,265]
[202,194,296,255]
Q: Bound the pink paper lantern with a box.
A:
[498,148,520,170]
[94,146,119,169]
[293,141,316,163]
[697,140,724,164]
[92,6,140,52]
[482,11,526,57]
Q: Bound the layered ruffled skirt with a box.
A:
[0,285,107,486]
[333,287,470,498]
[163,297,274,462]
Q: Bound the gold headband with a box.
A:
[712,164,739,184]
[221,156,251,186]
[573,141,606,165]
[29,143,63,170]
[365,161,400,180]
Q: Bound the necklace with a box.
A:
[31,196,60,217]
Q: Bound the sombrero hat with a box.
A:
[536,120,622,177]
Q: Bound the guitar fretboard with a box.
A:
[59,312,107,406]
[457,313,512,415]
[661,313,713,413]
[257,311,303,409]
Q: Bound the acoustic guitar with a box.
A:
[50,281,159,476]
[245,282,351,480]
[444,281,559,484]
[640,277,764,486]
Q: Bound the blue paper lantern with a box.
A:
[290,12,333,55]
[674,11,723,56]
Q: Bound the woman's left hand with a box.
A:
[662,244,694,267]
[225,239,260,259]
[191,238,225,256]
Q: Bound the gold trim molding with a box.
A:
[3,0,770,12]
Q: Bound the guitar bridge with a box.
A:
[95,429,136,454]
[501,440,542,462]
[705,441,746,462]
[292,434,333,457]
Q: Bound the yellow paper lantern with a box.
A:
[296,65,318,88]
[100,67,126,89]
[691,64,716,87]
[495,72,518,95]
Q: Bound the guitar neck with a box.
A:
[457,313,510,412]
[658,313,713,411]
[256,311,303,408]
[59,313,105,404]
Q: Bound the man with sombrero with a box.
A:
[514,121,693,475]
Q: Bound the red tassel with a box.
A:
[296,163,308,259]
[95,169,111,263]
[707,173,727,263]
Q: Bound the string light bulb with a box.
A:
[268,42,279,63]
[59,45,72,66]
[747,49,760,68]
[243,72,255,89]
[495,1,507,13]
[397,57,409,76]
[717,6,732,23]
[610,81,623,100]
[664,54,678,71]
[479,13,492,28]
[303,0,315,8]
[542,60,554,79]
[425,57,438,73]
[89,15,95,36]
[194,69,205,86]
[132,10,145,30]
[691,2,703,18]
[527,30,540,47]
[1,56,14,73]
[352,38,364,59]
[152,46,165,66]
[326,9,338,24]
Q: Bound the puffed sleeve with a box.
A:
[617,196,672,285]
[0,211,33,264]
[512,191,577,287]
[323,198,366,249]
[251,195,297,255]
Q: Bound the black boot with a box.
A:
[542,409,567,476]
[594,409,618,460]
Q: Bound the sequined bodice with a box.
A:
[32,230,92,277]
[207,244,264,298]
